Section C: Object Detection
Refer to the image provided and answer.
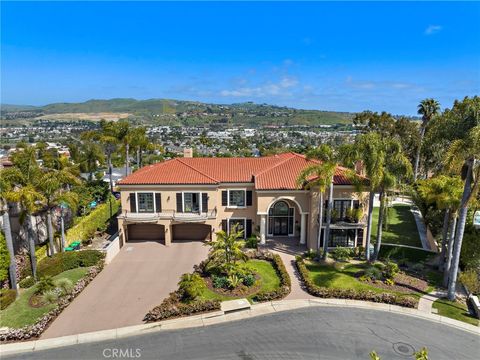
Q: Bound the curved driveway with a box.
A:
[41,241,208,339]
[16,307,480,360]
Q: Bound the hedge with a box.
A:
[22,250,105,279]
[295,257,418,308]
[0,289,16,310]
[252,252,291,302]
[143,291,221,323]
[0,266,103,342]
[66,198,120,246]
[0,232,9,283]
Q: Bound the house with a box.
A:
[117,152,369,250]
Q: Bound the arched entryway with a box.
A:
[268,200,295,236]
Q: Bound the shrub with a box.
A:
[144,291,221,322]
[178,273,205,301]
[65,197,120,245]
[0,231,10,284]
[42,290,59,304]
[245,236,258,249]
[363,266,382,281]
[384,278,395,286]
[36,250,104,278]
[212,275,229,289]
[459,269,480,295]
[304,249,317,260]
[19,276,35,289]
[383,261,399,280]
[295,257,417,308]
[55,278,74,295]
[227,274,242,289]
[411,263,424,273]
[0,289,16,310]
[331,247,353,261]
[243,274,256,287]
[35,276,55,295]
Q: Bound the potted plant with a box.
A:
[353,208,363,223]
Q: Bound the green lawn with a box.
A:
[0,267,89,328]
[199,259,281,302]
[432,298,479,326]
[372,204,422,247]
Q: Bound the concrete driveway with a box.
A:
[41,241,209,339]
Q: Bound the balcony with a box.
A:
[119,208,217,223]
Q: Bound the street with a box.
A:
[5,307,479,360]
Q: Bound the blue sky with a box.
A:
[1,1,479,115]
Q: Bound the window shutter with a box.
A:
[246,219,252,238]
[155,193,161,213]
[353,200,360,209]
[221,219,228,232]
[176,193,183,213]
[246,191,253,206]
[130,193,136,213]
[202,193,208,212]
[221,191,228,206]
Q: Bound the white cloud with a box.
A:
[220,76,299,98]
[424,25,442,35]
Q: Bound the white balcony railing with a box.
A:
[119,208,217,223]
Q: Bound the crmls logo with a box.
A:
[103,348,142,358]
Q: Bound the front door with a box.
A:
[273,217,289,236]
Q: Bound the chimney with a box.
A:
[355,160,365,176]
[183,148,193,158]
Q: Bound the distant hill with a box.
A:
[1,98,355,126]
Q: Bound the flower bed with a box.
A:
[295,257,417,308]
[251,252,291,302]
[143,291,221,323]
[0,265,103,342]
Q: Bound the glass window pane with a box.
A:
[229,190,245,206]
[138,193,154,212]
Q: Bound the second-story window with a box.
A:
[228,190,245,207]
[184,192,200,213]
[138,192,154,213]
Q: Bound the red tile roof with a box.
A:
[118,153,363,189]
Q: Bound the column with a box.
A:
[300,213,307,245]
[165,224,172,246]
[260,215,266,245]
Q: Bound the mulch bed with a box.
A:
[28,294,46,308]
[362,272,429,294]
[203,273,261,297]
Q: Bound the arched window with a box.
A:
[268,201,294,236]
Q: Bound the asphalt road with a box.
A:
[6,307,479,360]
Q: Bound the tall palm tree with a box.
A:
[417,176,463,279]
[81,141,104,181]
[36,169,80,255]
[415,99,440,181]
[207,224,247,273]
[444,125,480,300]
[296,144,336,258]
[372,139,413,261]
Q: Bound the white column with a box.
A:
[260,215,266,244]
[300,213,307,245]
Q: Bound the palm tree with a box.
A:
[415,99,440,181]
[5,185,45,281]
[36,169,80,255]
[372,139,413,261]
[296,146,336,258]
[207,224,247,273]
[81,141,104,181]
[444,125,480,300]
[417,176,463,280]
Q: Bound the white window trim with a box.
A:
[182,191,203,213]
[135,191,157,213]
[267,202,295,237]
[227,188,247,209]
[228,217,247,239]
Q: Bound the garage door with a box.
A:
[128,224,165,242]
[173,224,211,241]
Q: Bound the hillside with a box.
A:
[1,98,354,126]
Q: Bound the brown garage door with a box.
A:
[128,224,165,242]
[173,224,211,241]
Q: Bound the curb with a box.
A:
[1,299,478,357]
